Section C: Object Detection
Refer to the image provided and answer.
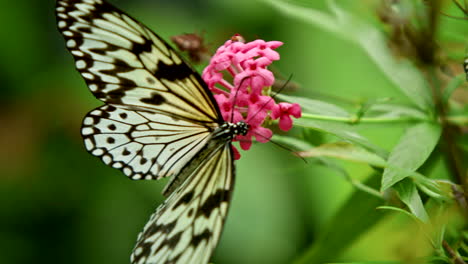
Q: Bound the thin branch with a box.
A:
[452,0,468,16]
[443,240,466,264]
[440,11,468,20]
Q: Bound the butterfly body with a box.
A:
[56,0,247,263]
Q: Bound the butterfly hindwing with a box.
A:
[56,0,222,124]
[81,104,214,179]
[131,142,234,264]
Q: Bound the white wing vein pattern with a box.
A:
[81,104,214,179]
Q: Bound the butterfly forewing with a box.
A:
[56,0,222,124]
[82,104,214,179]
[131,142,234,264]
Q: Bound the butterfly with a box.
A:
[56,0,249,263]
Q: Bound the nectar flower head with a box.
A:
[202,34,301,159]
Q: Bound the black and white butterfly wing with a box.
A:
[81,105,214,179]
[56,0,224,179]
[55,0,221,123]
[132,142,234,264]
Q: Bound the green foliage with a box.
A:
[382,122,441,190]
[393,179,429,222]
[265,0,468,263]
[294,173,386,264]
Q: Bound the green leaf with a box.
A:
[263,0,433,112]
[376,206,421,222]
[277,94,349,117]
[294,118,388,159]
[277,136,444,201]
[393,178,429,222]
[270,136,382,199]
[299,141,387,167]
[381,122,441,191]
[301,147,383,199]
[442,74,465,104]
[430,201,447,251]
[294,172,386,264]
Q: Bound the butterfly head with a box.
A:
[233,121,249,136]
[218,121,249,140]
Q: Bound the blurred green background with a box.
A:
[1,0,466,264]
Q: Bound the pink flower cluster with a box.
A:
[202,35,301,159]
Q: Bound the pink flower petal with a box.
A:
[232,145,241,160]
[279,115,293,131]
[253,127,272,143]
[289,103,302,118]
[238,136,252,150]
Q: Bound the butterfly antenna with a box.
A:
[252,131,307,163]
[246,74,293,124]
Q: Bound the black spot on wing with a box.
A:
[138,219,178,255]
[146,77,155,84]
[76,26,92,34]
[100,58,134,74]
[151,219,177,236]
[140,93,166,105]
[104,105,117,112]
[173,191,194,210]
[191,228,212,247]
[141,222,183,256]
[122,148,131,156]
[106,90,126,103]
[84,0,118,21]
[197,189,230,218]
[153,60,194,81]
[165,231,183,249]
[131,37,153,55]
